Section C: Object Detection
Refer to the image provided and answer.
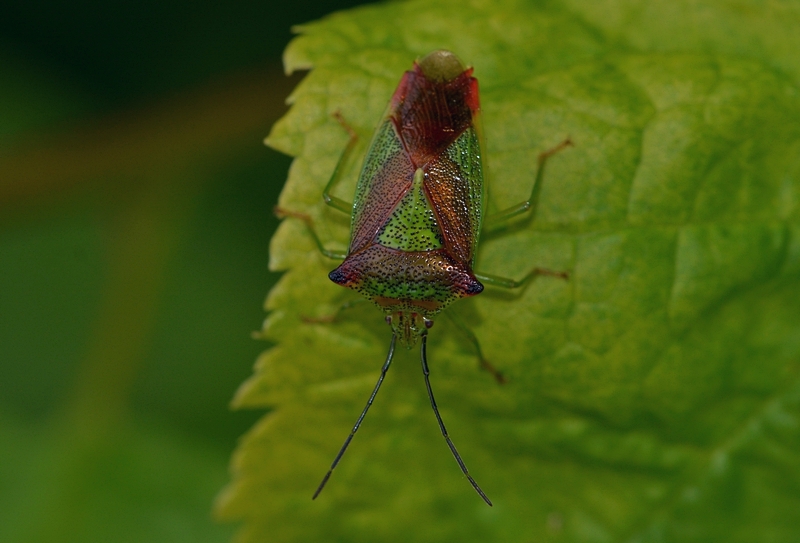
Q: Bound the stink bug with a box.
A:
[276,50,570,506]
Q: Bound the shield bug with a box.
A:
[276,50,570,506]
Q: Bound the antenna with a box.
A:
[420,335,492,506]
[313,334,397,499]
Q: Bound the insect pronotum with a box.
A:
[276,50,571,506]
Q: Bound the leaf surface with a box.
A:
[217,1,800,541]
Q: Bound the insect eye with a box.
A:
[424,318,434,329]
[385,315,393,325]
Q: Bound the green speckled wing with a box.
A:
[349,120,414,253]
[426,125,484,266]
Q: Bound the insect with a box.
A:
[276,50,570,506]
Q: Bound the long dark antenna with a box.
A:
[313,333,397,500]
[420,334,493,506]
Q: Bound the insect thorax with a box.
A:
[329,246,483,320]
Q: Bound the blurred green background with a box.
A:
[0,1,371,541]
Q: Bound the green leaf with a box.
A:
[217,1,800,541]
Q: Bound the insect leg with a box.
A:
[313,334,397,500]
[322,111,359,214]
[474,267,568,289]
[274,207,348,260]
[273,112,361,259]
[420,335,493,506]
[302,298,368,324]
[484,138,572,230]
[442,311,506,384]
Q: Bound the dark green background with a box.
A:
[0,1,370,541]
